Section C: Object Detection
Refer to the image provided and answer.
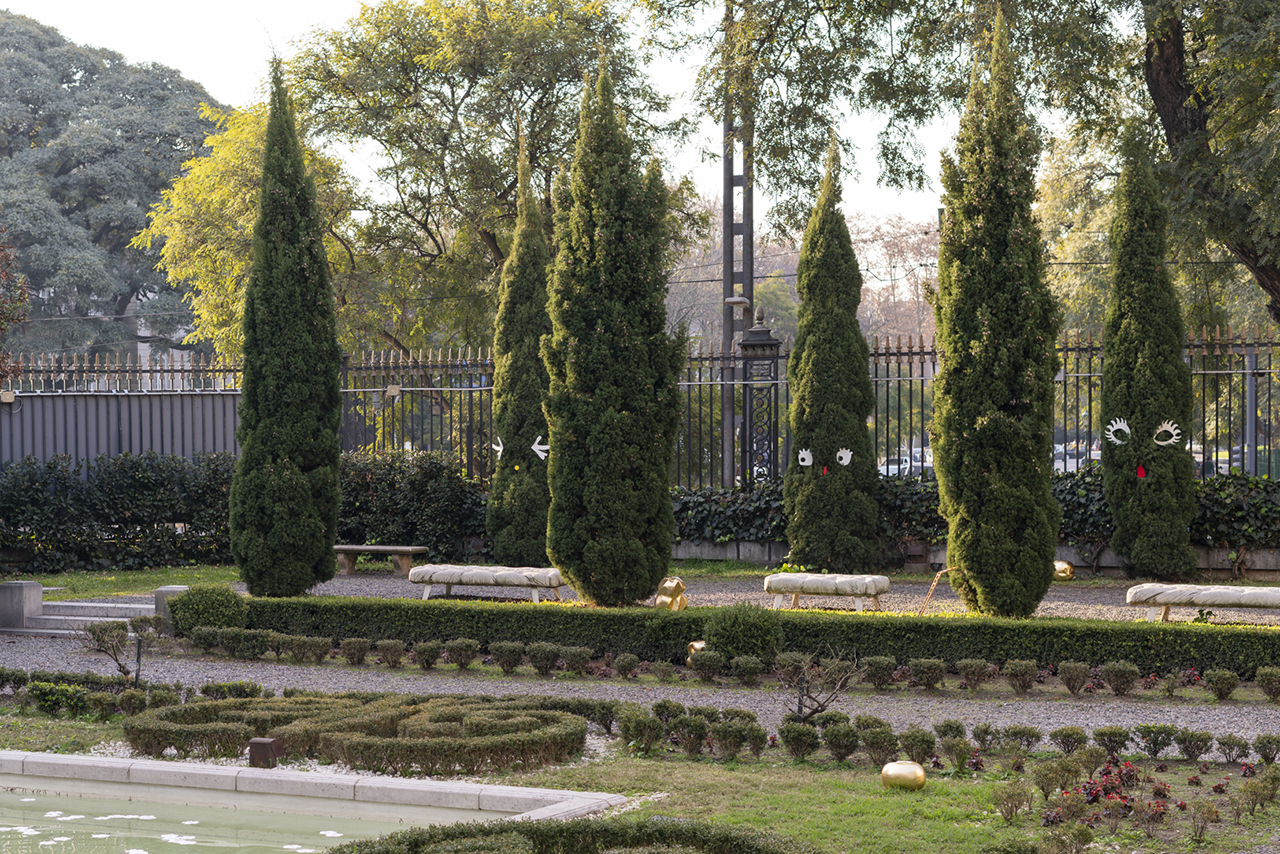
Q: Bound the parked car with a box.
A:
[878,455,917,477]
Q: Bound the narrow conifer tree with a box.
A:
[486,142,552,566]
[229,63,342,597]
[933,11,1061,617]
[542,65,682,606]
[782,144,879,572]
[1101,130,1197,578]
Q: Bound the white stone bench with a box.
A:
[1126,582,1280,622]
[408,565,566,603]
[762,573,889,611]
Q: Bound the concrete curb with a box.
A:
[0,750,626,822]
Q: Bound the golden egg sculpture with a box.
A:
[881,760,927,791]
[1053,560,1076,581]
[655,577,688,611]
[686,640,706,668]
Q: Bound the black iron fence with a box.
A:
[3,327,1278,484]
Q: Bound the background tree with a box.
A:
[486,144,551,566]
[932,12,1060,618]
[288,0,687,349]
[542,66,682,606]
[782,145,879,573]
[229,65,342,598]
[1101,130,1197,578]
[0,231,27,379]
[0,11,216,355]
[132,104,392,360]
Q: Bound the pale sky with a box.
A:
[3,0,947,227]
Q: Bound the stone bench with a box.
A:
[334,544,431,577]
[762,573,890,611]
[408,565,566,603]
[1126,582,1280,622]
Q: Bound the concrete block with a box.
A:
[128,759,239,790]
[235,768,357,800]
[736,541,771,565]
[0,580,42,628]
[0,750,28,774]
[153,586,190,633]
[354,778,482,810]
[477,785,581,813]
[23,754,131,782]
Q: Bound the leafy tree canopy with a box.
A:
[132,104,402,360]
[641,0,1280,316]
[287,0,690,350]
[0,11,217,355]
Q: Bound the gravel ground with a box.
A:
[8,575,1280,852]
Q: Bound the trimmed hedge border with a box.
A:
[327,816,821,854]
[245,597,1280,678]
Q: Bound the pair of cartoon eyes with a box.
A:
[797,448,852,467]
[1104,418,1182,447]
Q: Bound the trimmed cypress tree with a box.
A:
[933,11,1061,618]
[229,63,342,598]
[1101,130,1196,578]
[782,143,879,572]
[542,65,682,606]
[486,143,552,566]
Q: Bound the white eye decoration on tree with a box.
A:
[836,448,852,466]
[1153,420,1182,446]
[1104,418,1132,446]
[798,449,813,467]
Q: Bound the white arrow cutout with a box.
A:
[491,435,504,459]
[531,436,550,460]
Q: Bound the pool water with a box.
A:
[0,788,488,854]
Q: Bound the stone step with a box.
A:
[42,602,153,619]
[22,614,135,632]
[0,627,83,639]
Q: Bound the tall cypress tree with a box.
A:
[782,144,879,572]
[933,10,1061,618]
[229,63,342,598]
[542,65,682,606]
[1101,130,1197,578]
[487,142,552,566]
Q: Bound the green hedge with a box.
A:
[328,816,819,854]
[245,596,1280,678]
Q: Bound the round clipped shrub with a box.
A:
[862,727,899,766]
[1256,666,1280,703]
[731,655,763,686]
[1100,660,1140,696]
[1001,725,1042,753]
[744,723,769,758]
[168,584,247,637]
[614,653,640,680]
[414,641,443,670]
[189,627,220,655]
[934,720,966,740]
[855,714,891,732]
[445,638,481,670]
[671,715,708,757]
[809,711,849,731]
[909,658,945,691]
[1218,734,1251,763]
[1253,733,1280,765]
[958,658,994,691]
[341,638,372,666]
[1002,660,1038,694]
[561,646,592,676]
[972,723,999,752]
[652,700,687,724]
[779,722,820,760]
[710,719,748,759]
[823,723,860,762]
[305,636,332,664]
[704,603,783,666]
[650,661,675,681]
[375,639,406,669]
[1133,723,1178,759]
[1057,661,1090,695]
[899,727,936,764]
[1203,668,1239,701]
[527,641,561,676]
[1175,728,1214,762]
[861,656,897,690]
[689,650,723,683]
[489,641,525,676]
[940,736,972,771]
[1049,726,1088,755]
[618,709,667,756]
[1092,725,1131,757]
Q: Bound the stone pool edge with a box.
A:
[0,750,627,822]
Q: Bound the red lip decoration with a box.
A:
[1137,464,1146,478]
[822,466,828,475]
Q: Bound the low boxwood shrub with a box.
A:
[909,658,945,691]
[958,658,994,691]
[413,641,442,670]
[169,584,247,637]
[1049,726,1087,755]
[26,682,90,718]
[710,719,748,759]
[703,603,782,666]
[934,720,966,740]
[972,722,999,752]
[444,638,480,669]
[1133,723,1178,759]
[561,646,592,676]
[1092,725,1130,757]
[671,715,708,757]
[899,727,936,764]
[614,653,640,679]
[861,656,896,690]
[341,638,372,666]
[861,727,898,766]
[1203,668,1239,701]
[1254,733,1280,764]
[1100,660,1140,696]
[617,708,665,755]
[1001,725,1042,753]
[489,641,525,675]
[823,723,860,762]
[527,641,561,676]
[1002,660,1038,694]
[1175,728,1215,762]
[940,736,972,770]
[1257,666,1280,703]
[1057,661,1090,695]
[1218,733,1251,763]
[779,723,820,760]
[689,649,723,683]
[375,639,405,668]
[652,700,686,724]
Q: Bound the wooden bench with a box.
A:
[762,573,889,611]
[333,545,430,578]
[408,564,566,603]
[1126,582,1280,622]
